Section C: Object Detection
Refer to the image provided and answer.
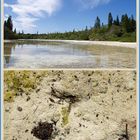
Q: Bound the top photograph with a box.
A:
[4,0,137,69]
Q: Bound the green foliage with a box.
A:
[129,15,136,32]
[4,71,46,102]
[89,27,108,41]
[61,107,69,127]
[4,26,18,39]
[121,14,130,32]
[4,91,15,102]
[120,14,136,33]
[119,32,136,42]
[89,25,136,42]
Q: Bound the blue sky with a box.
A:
[4,0,136,33]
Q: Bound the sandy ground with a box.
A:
[4,39,137,48]
[42,40,137,48]
[4,70,137,140]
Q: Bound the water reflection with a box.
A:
[4,40,136,69]
[4,43,15,64]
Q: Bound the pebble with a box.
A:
[17,107,23,112]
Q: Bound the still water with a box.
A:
[4,40,136,69]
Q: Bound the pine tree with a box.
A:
[102,23,104,27]
[4,20,7,28]
[129,15,136,32]
[108,12,113,28]
[116,16,120,26]
[85,26,88,31]
[14,28,17,34]
[6,16,13,31]
[114,16,120,26]
[121,14,130,32]
[94,16,101,29]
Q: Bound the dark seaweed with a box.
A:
[31,121,53,140]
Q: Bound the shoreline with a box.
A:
[4,39,137,48]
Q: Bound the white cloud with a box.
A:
[4,0,62,32]
[77,0,111,9]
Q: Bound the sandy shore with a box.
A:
[4,39,137,48]
[4,70,136,140]
[44,40,137,48]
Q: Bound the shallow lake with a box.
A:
[4,40,136,69]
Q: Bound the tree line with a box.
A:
[4,12,136,42]
[4,16,17,39]
[94,12,136,32]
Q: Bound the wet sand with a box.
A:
[5,39,137,48]
[34,40,137,48]
[4,70,136,140]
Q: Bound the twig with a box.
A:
[126,124,129,140]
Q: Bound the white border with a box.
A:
[1,0,4,139]
[1,0,139,140]
[136,0,139,139]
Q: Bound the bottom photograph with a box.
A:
[4,70,136,140]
